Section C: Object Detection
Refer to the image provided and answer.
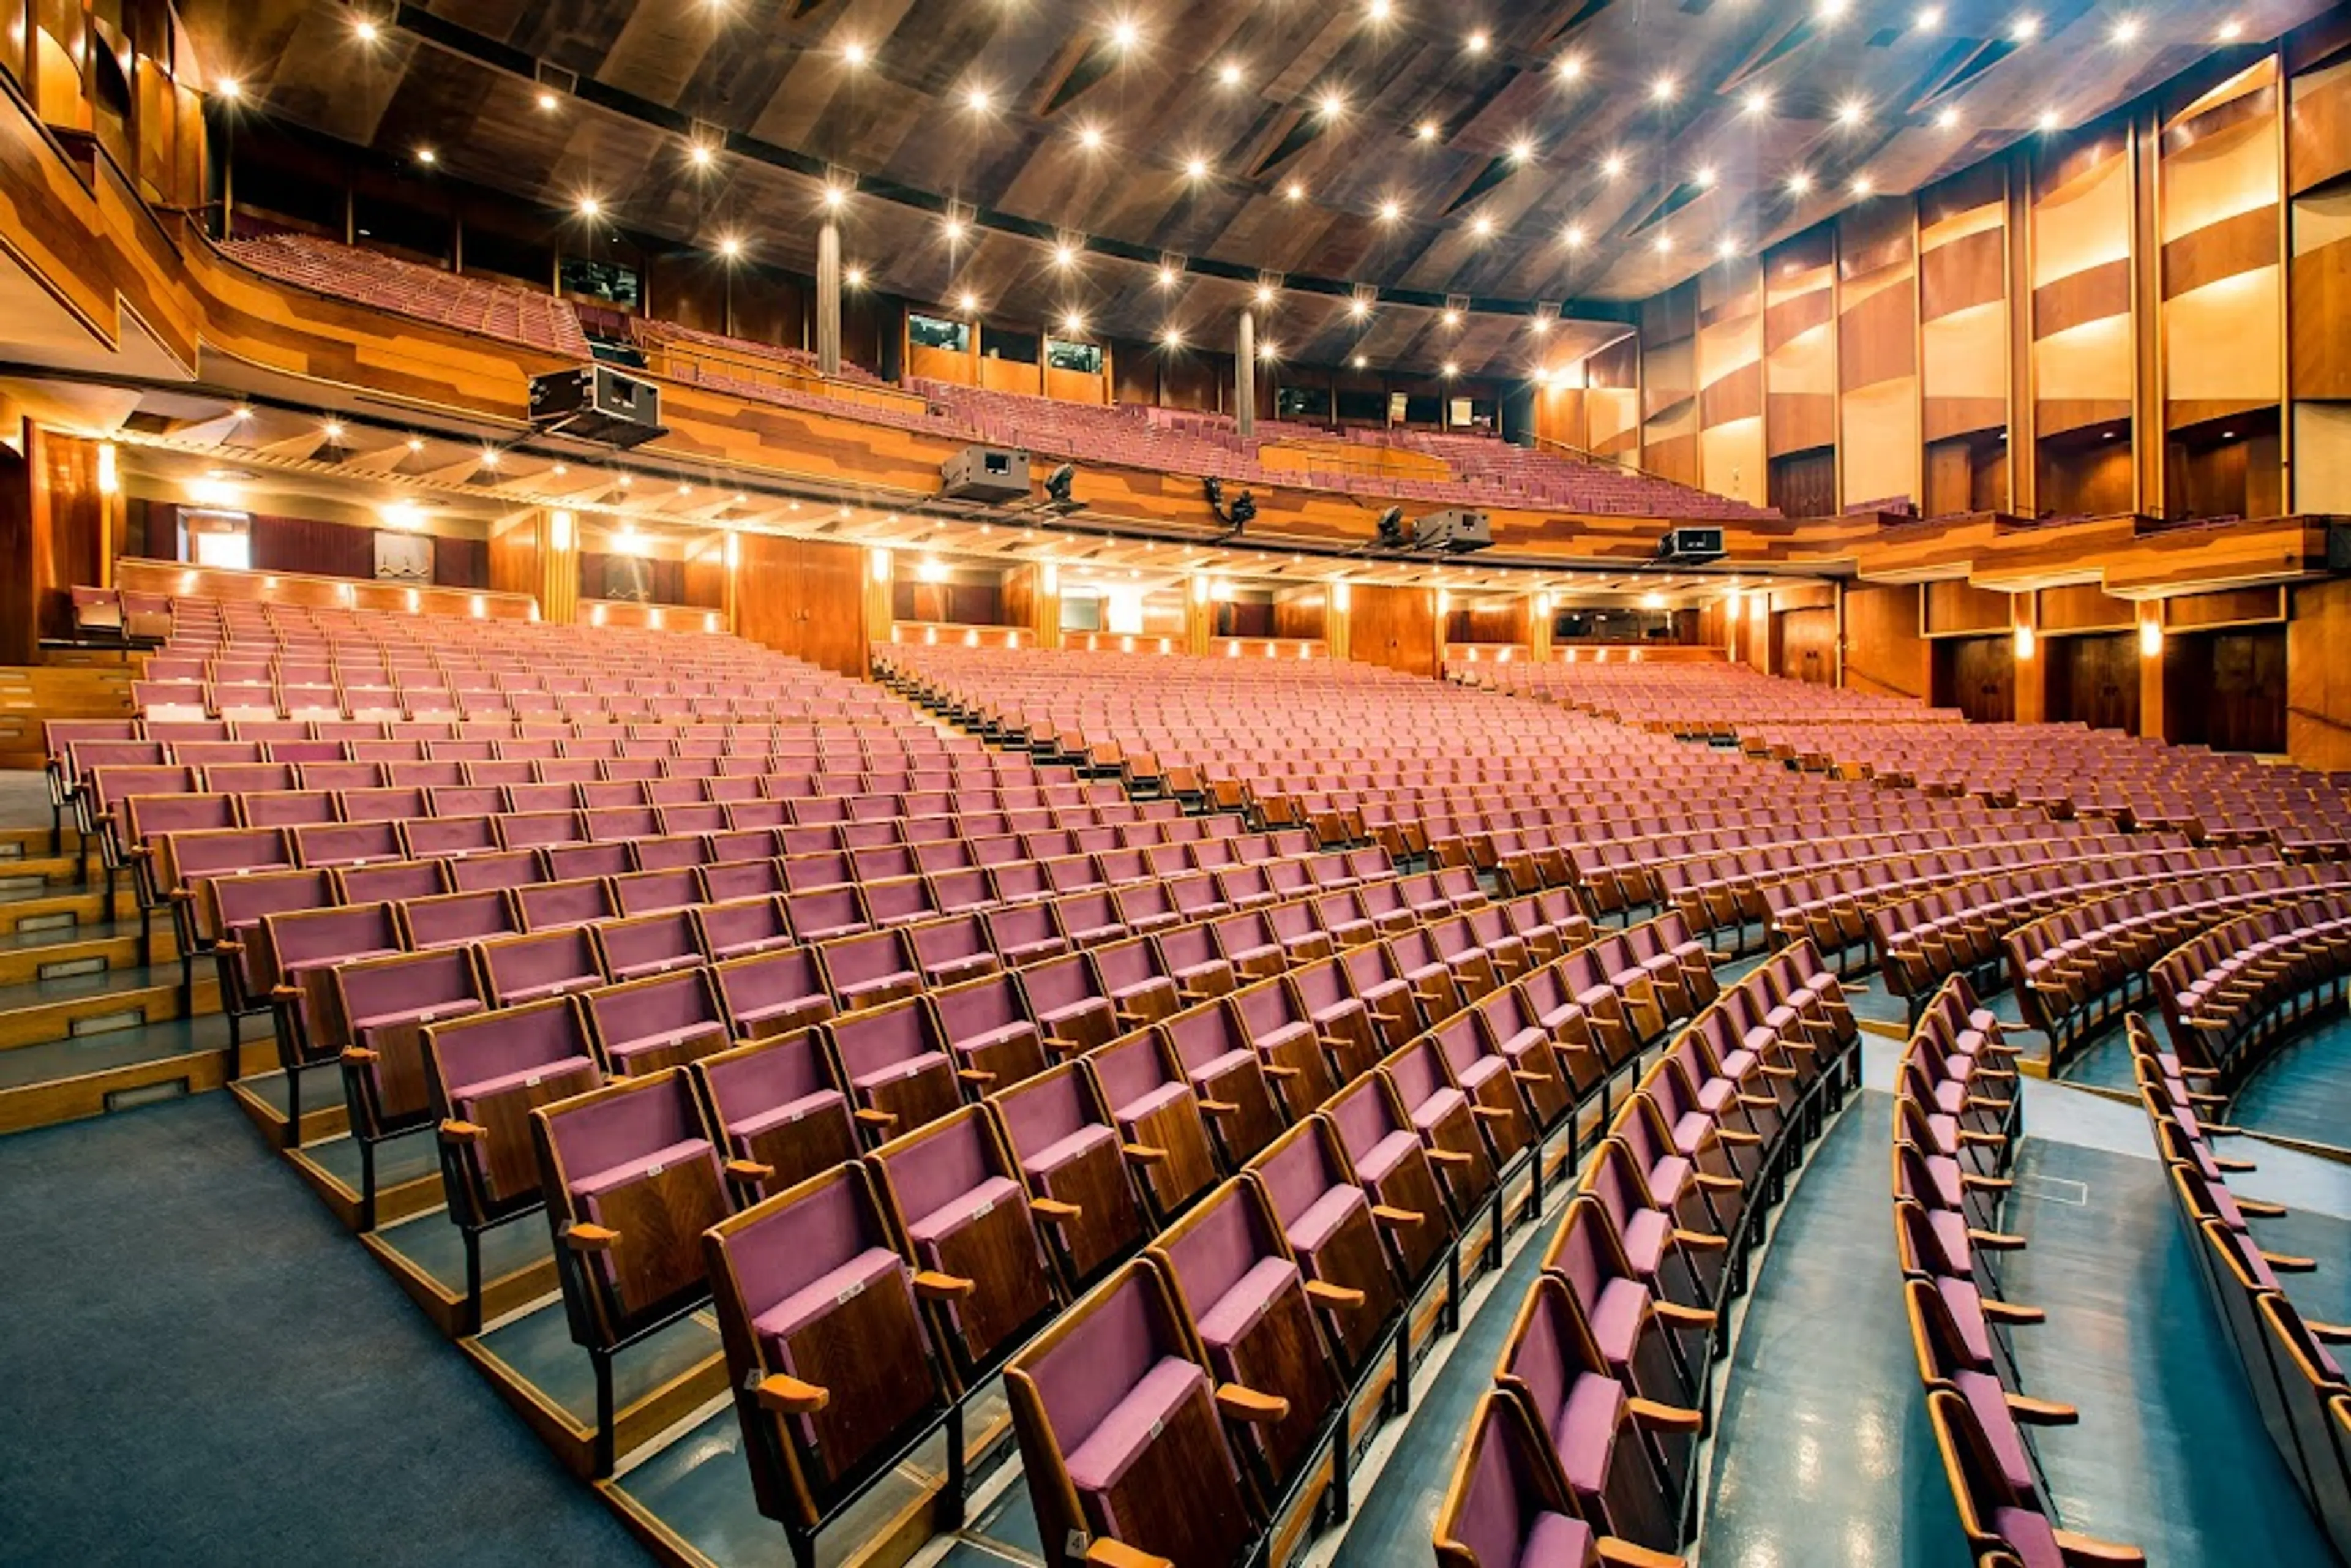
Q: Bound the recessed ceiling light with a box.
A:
[416,146,436,165]
[1787,170,1813,194]
[957,290,980,312]
[1283,179,1306,201]
[1109,18,1141,50]
[1716,236,1738,259]
[2036,107,2061,130]
[1914,5,1943,28]
[690,143,716,168]
[2010,13,2040,40]
[1464,29,1488,54]
[1379,198,1403,222]
[1258,342,1278,361]
[1254,283,1277,306]
[1817,0,1849,18]
[1052,242,1078,267]
[323,421,345,440]
[1351,354,1368,368]
[1415,121,1439,141]
[577,196,601,217]
[1218,61,1243,86]
[1508,137,1534,162]
[1078,125,1104,150]
[406,436,424,452]
[2216,18,2243,40]
[1836,97,1865,126]
[1156,264,1179,287]
[217,78,241,100]
[717,234,742,257]
[1367,0,1393,20]
[676,482,692,495]
[1441,360,1460,376]
[1935,107,1960,130]
[842,41,868,67]
[820,182,846,208]
[1555,54,1583,79]
[1319,88,1346,118]
[1561,223,1585,247]
[1471,214,1495,237]
[353,18,379,42]
[1742,88,1771,114]
[965,84,992,111]
[1693,164,1716,188]
[942,217,967,241]
[2110,15,2141,42]
[1348,298,1370,319]
[1849,174,1874,195]
[1061,312,1086,334]
[1183,156,1209,179]
[1652,233,1673,254]
[535,89,558,110]
[1602,151,1627,178]
[843,266,866,288]
[1442,308,1463,327]
[1650,75,1676,102]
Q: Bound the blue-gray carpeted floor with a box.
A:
[0,1093,648,1566]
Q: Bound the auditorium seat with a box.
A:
[989,1060,1147,1291]
[689,1032,858,1205]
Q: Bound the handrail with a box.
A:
[1524,430,1685,487]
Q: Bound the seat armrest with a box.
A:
[2006,1392,2079,1425]
[1214,1383,1290,1425]
[1627,1397,1704,1435]
[438,1119,486,1144]
[854,1107,898,1129]
[1086,1539,1174,1568]
[1032,1196,1082,1223]
[564,1222,618,1251]
[1371,1204,1423,1228]
[1122,1142,1167,1165]
[1652,1300,1717,1329]
[2050,1529,2147,1566]
[1595,1539,1688,1568]
[724,1158,774,1184]
[1304,1279,1365,1311]
[1427,1147,1472,1166]
[913,1269,976,1301]
[754,1373,830,1416]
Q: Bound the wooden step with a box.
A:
[0,885,132,936]
[0,923,178,988]
[0,1018,271,1134]
[0,965,220,1051]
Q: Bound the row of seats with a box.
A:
[1431,943,1863,1565]
[2132,1016,2351,1558]
[2150,892,2351,1076]
[1470,661,1940,737]
[2007,863,2351,1060]
[1892,974,2148,1566]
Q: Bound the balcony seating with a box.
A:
[221,232,595,357]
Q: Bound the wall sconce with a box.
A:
[468,594,486,618]
[2139,617,2164,658]
[1534,591,1551,616]
[1040,561,1058,594]
[96,441,118,496]
[2014,623,2036,659]
[870,546,893,583]
[404,587,421,612]
[1331,580,1351,612]
[550,509,574,552]
[722,531,740,569]
[1436,589,1451,615]
[704,612,720,633]
[1191,574,1210,604]
[648,607,664,630]
[591,602,607,626]
[918,557,947,583]
[383,501,424,531]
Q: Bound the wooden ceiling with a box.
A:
[187,0,2319,373]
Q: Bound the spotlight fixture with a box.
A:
[1508,137,1534,163]
[820,182,845,207]
[943,217,967,241]
[353,18,380,42]
[1442,308,1462,327]
[217,78,241,100]
[1653,233,1673,254]
[1109,18,1140,50]
[577,195,602,217]
[1318,88,1346,119]
[1060,311,1086,335]
[1561,223,1585,247]
[1374,506,1408,547]
[1043,463,1078,509]
[1051,242,1078,268]
[1835,98,1866,127]
[1078,124,1104,150]
[691,143,716,168]
[1693,165,1716,188]
[1348,297,1370,320]
[1283,179,1305,201]
[1157,264,1179,287]
[1471,215,1495,238]
[1415,121,1439,141]
[1787,170,1813,195]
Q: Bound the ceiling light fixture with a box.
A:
[1650,75,1677,102]
[1183,156,1209,179]
[1319,88,1346,118]
[353,18,380,42]
[577,195,601,217]
[1078,124,1104,150]
[1109,18,1141,50]
[1218,61,1243,86]
[1156,264,1179,287]
[843,266,866,288]
[718,234,743,258]
[1561,223,1585,247]
[2010,13,2040,40]
[1464,29,1488,54]
[1555,54,1583,79]
[535,89,557,110]
[965,84,992,111]
[1914,5,1943,28]
[1602,151,1627,178]
[957,290,980,312]
[1442,308,1462,327]
[1787,170,1813,194]
[2216,18,2244,40]
[1935,106,1960,130]
[1742,87,1771,114]
[842,41,868,67]
[1161,326,1184,347]
[416,146,436,165]
[2110,15,2142,42]
[1379,198,1403,222]
[1835,97,1865,126]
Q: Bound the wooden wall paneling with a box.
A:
[2165,626,2288,752]
[432,533,489,590]
[1923,579,2014,636]
[1842,582,1928,699]
[1779,606,1837,685]
[2046,631,2143,732]
[2164,584,2286,628]
[1349,584,1436,678]
[0,424,35,664]
[1932,634,2017,722]
[2287,577,2351,769]
[2036,582,2137,632]
[2289,55,2351,195]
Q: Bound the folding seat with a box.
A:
[1158,1003,1287,1168]
[989,860,1054,906]
[1428,1013,1539,1169]
[1430,915,1505,1005]
[478,926,609,1010]
[1433,1392,1682,1568]
[1540,1196,1711,1413]
[1492,1276,1698,1556]
[1165,871,1231,926]
[989,1062,1146,1292]
[1923,1388,2145,1567]
[929,867,995,917]
[1384,1038,1498,1221]
[861,876,942,931]
[1215,863,1280,912]
[1337,939,1428,1052]
[1084,1030,1220,1220]
[1112,877,1183,936]
[544,841,635,882]
[599,868,692,920]
[591,908,705,983]
[1052,888,1128,950]
[529,1068,727,1476]
[1006,1260,1265,1568]
[256,900,405,1065]
[426,998,604,1274]
[813,927,921,1014]
[1558,950,1642,1067]
[1387,925,1466,1019]
[1207,908,1288,986]
[697,857,784,905]
[287,819,403,871]
[1473,986,1577,1132]
[426,784,504,819]
[496,809,587,854]
[446,848,541,893]
[781,885,868,945]
[628,833,711,872]
[332,857,449,907]
[576,968,733,1078]
[1148,1177,1343,1491]
[238,789,340,830]
[1322,1071,1453,1289]
[399,813,500,863]
[703,1163,954,1545]
[716,948,836,1043]
[512,876,615,933]
[504,781,581,817]
[1243,1118,1400,1378]
[824,999,962,1147]
[1012,951,1120,1060]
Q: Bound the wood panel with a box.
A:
[2162,206,2281,298]
[735,535,869,676]
[2046,631,2142,733]
[1779,606,1837,686]
[2165,584,2285,629]
[1697,361,1761,428]
[1349,584,1436,679]
[1768,450,1836,519]
[1837,285,1917,387]
[1932,635,2017,722]
[1766,393,1837,457]
[2287,577,2351,770]
[1920,227,2006,321]
[1923,579,2013,636]
[2288,59,2351,194]
[1843,583,1927,700]
[2289,240,2351,399]
[487,519,541,607]
[2032,259,2132,339]
[1763,290,1834,354]
[2164,627,2287,752]
[2036,583,2136,633]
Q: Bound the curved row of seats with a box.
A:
[2006,862,2351,1060]
[1868,842,2251,1005]
[2131,1016,2351,1557]
[1892,974,2148,1567]
[1428,942,1862,1566]
[2150,892,2351,1081]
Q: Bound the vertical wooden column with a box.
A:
[1326,582,1351,662]
[1036,561,1061,650]
[541,508,579,626]
[2129,112,2165,516]
[2012,595,2046,723]
[1526,591,1551,663]
[2137,601,2168,742]
[721,530,740,634]
[2006,152,2038,517]
[1185,574,1212,655]
[862,547,892,659]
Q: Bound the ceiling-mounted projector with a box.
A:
[1657,525,1725,563]
[1414,509,1491,553]
[939,445,1033,503]
[528,366,667,448]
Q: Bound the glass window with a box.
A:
[909,312,969,353]
[1277,385,1332,419]
[1044,337,1102,373]
[981,325,1038,363]
[559,255,642,310]
[1337,389,1384,422]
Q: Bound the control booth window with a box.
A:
[1277,386,1333,420]
[560,256,642,311]
[1044,337,1103,374]
[910,312,970,353]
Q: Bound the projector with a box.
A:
[1414,509,1492,553]
[1657,526,1726,563]
[528,367,667,448]
[939,445,1035,503]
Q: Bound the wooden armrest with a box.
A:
[853,1108,898,1129]
[1595,1540,1687,1568]
[2201,1122,2244,1137]
[438,1119,486,1144]
[1627,1397,1704,1435]
[564,1222,618,1252]
[2234,1196,2287,1218]
[2006,1392,2079,1425]
[1968,1228,2027,1251]
[1981,1299,2045,1326]
[1371,1204,1423,1228]
[341,1045,378,1064]
[957,1068,997,1087]
[1427,1148,1472,1166]
[1213,1383,1289,1425]
[1469,1104,1511,1122]
[1304,1279,1365,1311]
[1716,1128,1763,1146]
[2211,1154,2257,1172]
[1758,1063,1800,1079]
[913,1269,976,1300]
[1122,1142,1166,1165]
[270,985,301,1002]
[2049,1529,2147,1566]
[214,937,242,953]
[754,1373,830,1416]
[1960,1172,2013,1192]
[2305,1321,2351,1343]
[1735,1093,1776,1111]
[1085,1539,1174,1568]
[2260,1250,2317,1273]
[1198,1098,1239,1116]
[1694,1172,1742,1193]
[1673,1228,1728,1253]
[1032,1196,1082,1223]
[1652,1300,1717,1329]
[1959,1129,2006,1147]
[1263,1063,1300,1079]
[725,1158,774,1184]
